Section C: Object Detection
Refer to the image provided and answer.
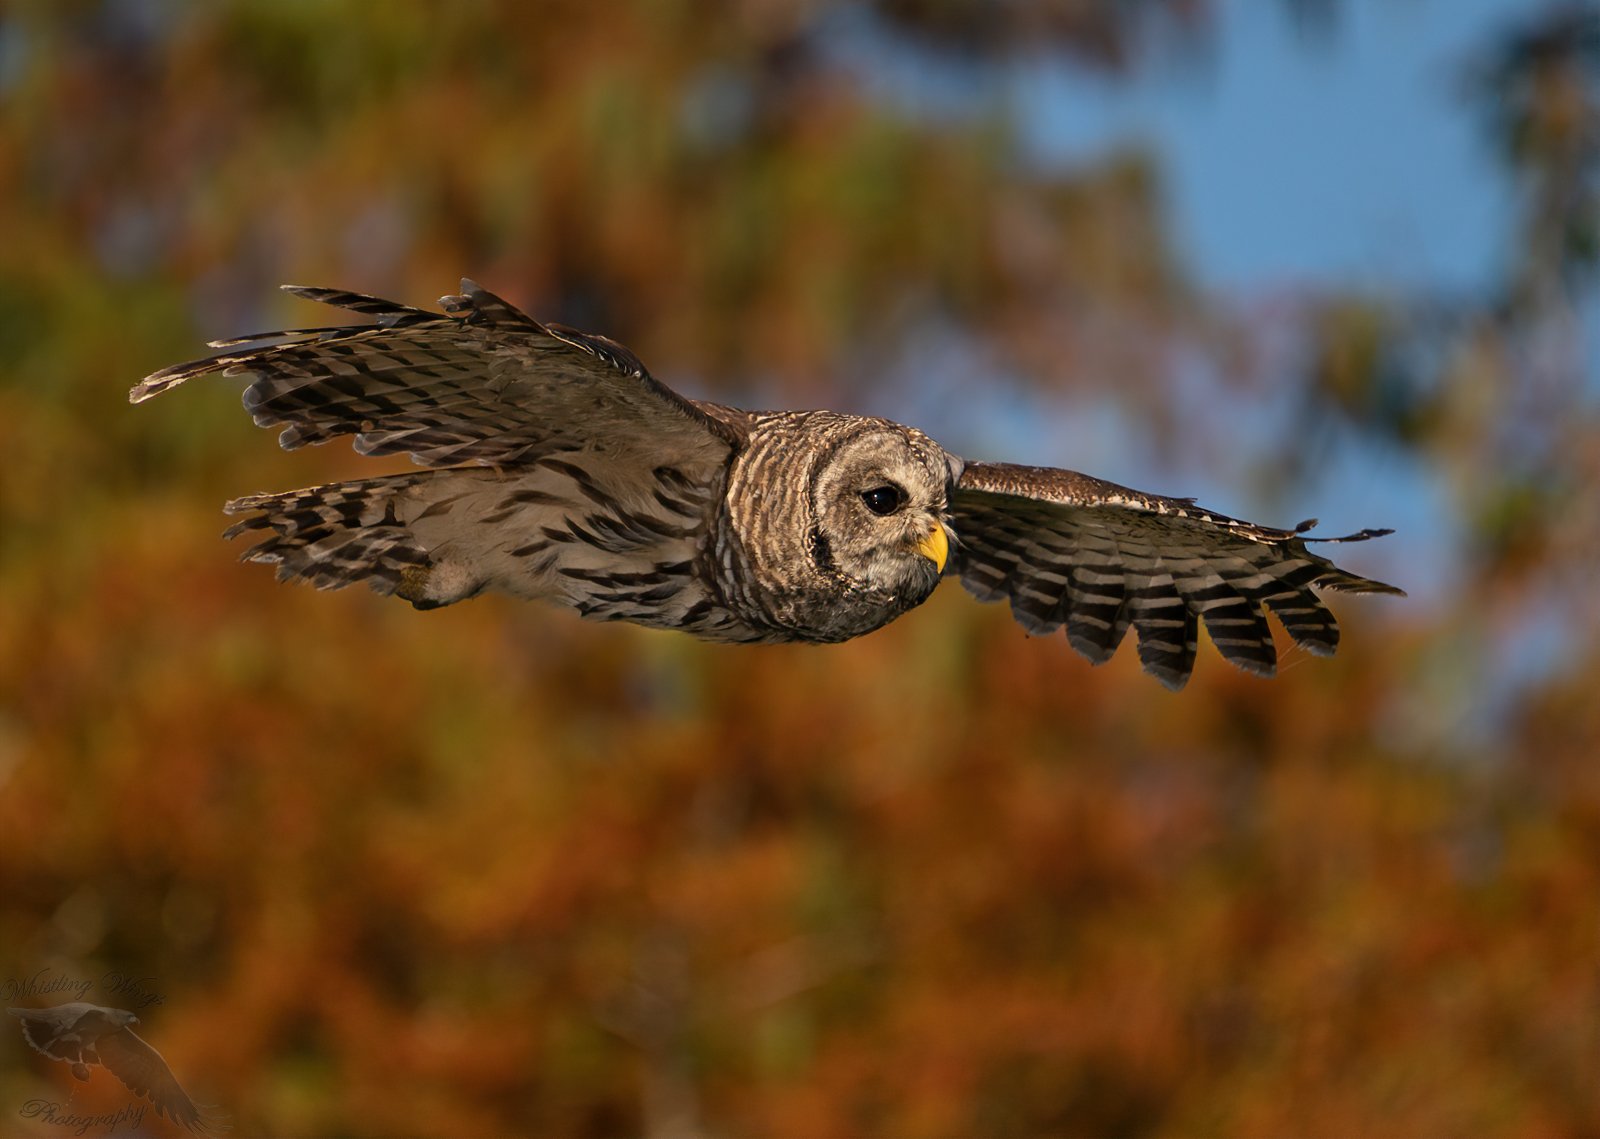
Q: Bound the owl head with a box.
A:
[808,420,955,599]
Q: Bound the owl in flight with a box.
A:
[132,281,1401,689]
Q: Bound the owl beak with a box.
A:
[916,524,949,573]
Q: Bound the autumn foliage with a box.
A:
[1,4,1597,1136]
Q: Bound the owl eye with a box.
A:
[861,484,905,516]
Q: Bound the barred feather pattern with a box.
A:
[223,474,435,595]
[221,458,758,638]
[951,462,1403,689]
[132,281,1402,684]
[134,280,763,634]
[131,281,742,469]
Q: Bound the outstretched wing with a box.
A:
[95,1028,208,1133]
[949,461,1403,689]
[130,280,746,471]
[8,1005,87,1063]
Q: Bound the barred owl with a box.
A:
[131,281,1402,689]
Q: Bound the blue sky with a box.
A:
[853,0,1589,534]
[834,0,1539,297]
[1010,0,1594,727]
[1013,0,1526,296]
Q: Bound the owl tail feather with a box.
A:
[223,473,458,608]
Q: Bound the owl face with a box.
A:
[809,424,952,598]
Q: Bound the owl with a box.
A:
[132,281,1401,689]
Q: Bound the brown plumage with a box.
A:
[132,280,1402,688]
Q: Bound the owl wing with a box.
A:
[130,280,746,473]
[949,461,1403,689]
[93,1028,207,1133]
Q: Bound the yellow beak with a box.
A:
[916,525,949,574]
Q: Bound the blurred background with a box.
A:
[1,1,1596,1135]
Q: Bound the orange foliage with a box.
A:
[1,4,1596,1137]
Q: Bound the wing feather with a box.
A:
[7,1005,89,1063]
[131,280,746,471]
[1062,555,1132,664]
[950,461,1402,689]
[88,1028,209,1133]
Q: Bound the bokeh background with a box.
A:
[2,2,1597,1136]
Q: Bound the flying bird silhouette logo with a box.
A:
[8,1002,218,1134]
